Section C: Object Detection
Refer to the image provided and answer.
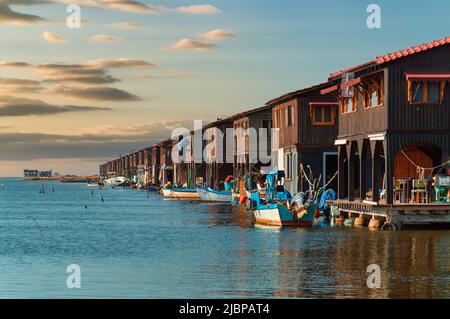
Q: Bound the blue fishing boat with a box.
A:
[196,187,232,202]
[249,170,317,227]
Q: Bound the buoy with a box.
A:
[239,195,248,205]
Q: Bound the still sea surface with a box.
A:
[0,178,448,298]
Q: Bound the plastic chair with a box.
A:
[412,179,428,204]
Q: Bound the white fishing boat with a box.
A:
[104,176,128,187]
[87,183,101,188]
[162,188,200,199]
[196,187,232,202]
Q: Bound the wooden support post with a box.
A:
[371,140,380,203]
[384,139,393,205]
[338,145,346,199]
[347,142,355,201]
[359,141,367,200]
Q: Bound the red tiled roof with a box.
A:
[330,36,450,79]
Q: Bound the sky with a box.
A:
[0,0,450,176]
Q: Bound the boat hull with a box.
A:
[254,203,316,227]
[162,188,200,199]
[196,188,232,202]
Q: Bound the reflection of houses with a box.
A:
[268,83,339,195]
[232,106,272,195]
[327,36,450,228]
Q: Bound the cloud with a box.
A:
[48,86,141,101]
[87,58,155,69]
[48,0,160,13]
[42,75,120,85]
[175,4,220,14]
[34,63,120,85]
[88,34,123,43]
[0,3,46,25]
[0,119,193,161]
[100,0,160,13]
[110,21,144,29]
[35,59,153,85]
[42,31,67,43]
[0,61,32,68]
[0,95,110,117]
[167,38,214,51]
[200,29,235,41]
[0,77,40,87]
[0,77,42,93]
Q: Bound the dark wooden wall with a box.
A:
[272,98,298,148]
[388,44,450,133]
[297,91,338,147]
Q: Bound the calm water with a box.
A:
[0,178,448,299]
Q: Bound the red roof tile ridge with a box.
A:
[330,36,450,79]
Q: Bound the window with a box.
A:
[364,77,384,109]
[275,109,281,129]
[408,80,444,104]
[286,106,293,126]
[311,104,336,126]
[341,92,358,114]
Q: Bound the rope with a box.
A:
[300,164,314,187]
[400,148,450,171]
[324,169,339,189]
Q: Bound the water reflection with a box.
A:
[206,206,449,298]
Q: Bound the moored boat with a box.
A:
[254,202,317,227]
[162,188,200,199]
[196,187,232,202]
[104,176,129,187]
[249,170,318,227]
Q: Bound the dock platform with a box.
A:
[328,200,450,230]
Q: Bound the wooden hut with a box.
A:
[325,36,450,228]
[267,82,339,195]
[231,106,272,196]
